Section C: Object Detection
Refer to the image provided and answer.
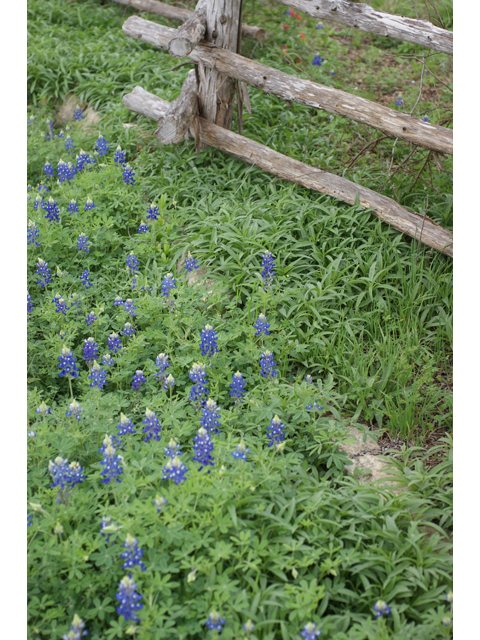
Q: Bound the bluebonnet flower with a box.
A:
[421,115,431,123]
[442,616,451,627]
[200,324,219,357]
[114,145,126,166]
[231,441,250,461]
[122,322,135,338]
[164,438,183,458]
[154,353,170,382]
[62,614,88,640]
[84,197,97,211]
[73,108,84,121]
[142,408,161,442]
[27,292,33,314]
[113,296,124,307]
[57,130,65,138]
[57,159,71,182]
[261,250,275,290]
[121,534,146,572]
[312,54,323,66]
[43,196,60,222]
[315,23,324,29]
[28,514,33,527]
[161,273,177,298]
[75,150,91,172]
[243,620,255,635]
[204,612,226,633]
[395,97,404,106]
[100,515,119,543]
[137,221,149,233]
[33,194,42,210]
[123,299,137,316]
[117,413,136,436]
[122,163,135,185]
[85,311,97,326]
[53,294,69,315]
[126,252,140,275]
[77,233,90,255]
[162,455,188,484]
[54,522,64,535]
[305,375,313,384]
[94,134,110,157]
[66,400,83,420]
[200,398,221,434]
[254,313,270,336]
[83,337,99,365]
[88,361,107,389]
[43,161,54,178]
[81,269,93,289]
[189,362,209,405]
[35,401,51,416]
[372,600,391,618]
[446,591,453,604]
[68,199,79,214]
[101,354,115,367]
[306,401,323,412]
[49,456,86,503]
[38,183,50,193]
[267,415,285,447]
[132,277,138,290]
[116,575,143,622]
[64,135,75,154]
[58,346,80,378]
[163,374,175,391]
[229,371,246,404]
[35,258,53,288]
[184,252,199,272]
[259,350,278,378]
[59,330,67,339]
[100,435,124,484]
[132,370,146,391]
[28,431,37,438]
[155,495,168,512]
[301,622,322,639]
[192,427,215,471]
[108,333,122,353]
[27,220,40,246]
[146,203,159,220]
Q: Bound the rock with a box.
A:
[338,426,380,457]
[56,94,100,130]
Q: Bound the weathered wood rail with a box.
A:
[275,0,453,55]
[123,83,453,257]
[123,16,453,155]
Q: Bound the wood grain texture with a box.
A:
[122,86,453,257]
[122,16,453,155]
[111,0,266,41]
[155,70,198,143]
[168,2,207,59]
[276,0,453,55]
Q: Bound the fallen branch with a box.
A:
[122,16,453,155]
[111,0,266,41]
[275,0,453,55]
[122,86,453,258]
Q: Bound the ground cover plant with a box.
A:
[27,0,453,638]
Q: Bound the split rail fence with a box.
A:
[113,0,453,257]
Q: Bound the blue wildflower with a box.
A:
[28,431,37,438]
[27,221,40,246]
[229,371,246,404]
[33,194,42,210]
[100,515,119,543]
[137,221,149,233]
[77,233,90,255]
[57,130,65,138]
[261,250,275,290]
[184,252,199,272]
[164,438,183,458]
[126,252,140,275]
[200,324,219,357]
[254,313,270,336]
[154,353,170,382]
[395,97,404,106]
[85,311,97,326]
[315,23,324,29]
[59,330,67,340]
[88,361,107,389]
[65,135,75,153]
[446,591,453,604]
[100,435,123,484]
[35,258,53,288]
[73,108,84,121]
[35,401,51,416]
[132,369,146,391]
[259,350,278,378]
[312,54,323,66]
[122,299,137,316]
[372,600,391,618]
[306,401,323,412]
[122,163,135,185]
[146,203,159,220]
[27,292,33,314]
[113,296,124,307]
[267,415,285,447]
[155,495,168,512]
[107,332,122,354]
[43,161,54,178]
[160,273,177,298]
[49,456,85,503]
[301,622,322,640]
[200,398,221,434]
[75,150,91,172]
[116,575,143,622]
[101,354,115,367]
[58,346,80,378]
[231,441,250,461]
[114,145,126,166]
[83,337,99,364]
[122,322,135,338]
[164,374,175,391]
[53,294,69,315]
[189,362,209,405]
[117,413,136,436]
[94,134,110,157]
[162,455,188,484]
[121,534,146,572]
[442,616,451,627]
[81,269,92,289]
[68,199,79,214]
[421,116,431,122]
[66,400,82,420]
[142,408,161,442]
[204,611,226,633]
[28,514,32,527]
[56,159,70,183]
[62,615,88,640]
[84,197,97,211]
[192,427,215,471]
[42,196,60,222]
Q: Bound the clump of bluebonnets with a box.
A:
[164,374,175,391]
[231,441,250,461]
[204,612,226,633]
[189,363,209,407]
[267,415,285,447]
[161,273,177,310]
[43,161,54,178]
[200,324,219,357]
[200,398,222,434]
[43,196,60,222]
[66,400,83,420]
[122,163,135,185]
[94,134,110,156]
[101,354,115,367]
[300,622,322,639]
[146,203,159,220]
[27,220,40,246]
[85,311,97,326]
[117,413,136,436]
[49,456,86,503]
[372,600,391,618]
[184,251,199,272]
[154,353,170,383]
[121,534,146,572]
[164,438,183,458]
[254,313,270,336]
[116,575,143,622]
[229,371,246,404]
[131,370,146,391]
[114,145,126,166]
[261,250,275,290]
[64,135,75,154]
[155,495,168,512]
[58,346,80,379]
[83,337,99,365]
[162,455,188,484]
[77,233,90,255]
[192,427,215,471]
[122,322,135,338]
[123,299,137,317]
[73,108,84,121]
[62,614,88,640]
[259,350,278,379]
[27,292,33,314]
[68,199,79,214]
[84,197,97,211]
[81,269,92,288]
[100,435,123,484]
[137,221,149,233]
[88,361,107,389]
[108,333,122,353]
[142,408,161,442]
[126,252,140,275]
[36,401,51,416]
